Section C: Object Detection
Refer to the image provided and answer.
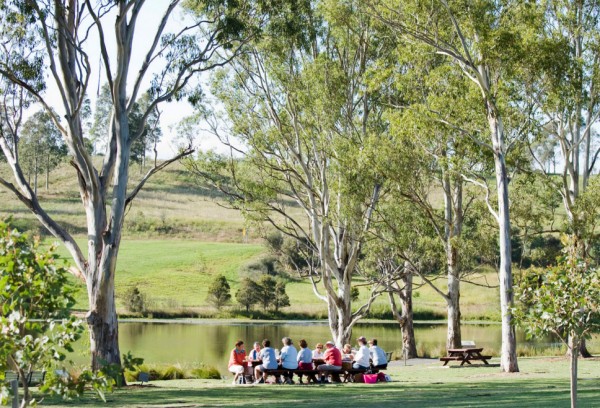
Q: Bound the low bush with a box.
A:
[161,366,185,380]
[124,364,221,382]
[190,365,221,379]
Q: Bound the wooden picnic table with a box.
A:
[440,347,491,366]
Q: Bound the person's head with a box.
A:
[357,336,367,346]
[299,339,308,349]
[235,340,244,349]
[370,338,378,346]
[325,341,335,349]
[282,337,292,346]
[262,339,271,348]
[315,343,323,351]
[253,341,261,350]
[343,344,352,353]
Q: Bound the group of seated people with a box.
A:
[228,336,388,384]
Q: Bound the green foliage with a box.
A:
[350,286,359,302]
[0,221,108,406]
[514,237,600,347]
[235,274,291,312]
[206,274,232,310]
[235,277,262,311]
[123,286,147,314]
[160,366,185,380]
[273,280,290,311]
[124,363,221,382]
[190,365,221,379]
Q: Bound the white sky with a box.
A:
[42,1,224,159]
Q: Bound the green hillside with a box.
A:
[1,160,501,320]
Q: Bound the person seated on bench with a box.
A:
[245,341,261,380]
[254,339,278,384]
[296,339,314,383]
[228,340,247,384]
[312,342,324,359]
[342,344,354,360]
[352,336,370,370]
[278,337,298,384]
[369,338,388,370]
[317,341,342,383]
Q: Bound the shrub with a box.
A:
[160,366,185,380]
[206,274,231,310]
[123,286,147,314]
[190,365,221,379]
[0,221,109,406]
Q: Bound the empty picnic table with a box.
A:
[440,348,491,366]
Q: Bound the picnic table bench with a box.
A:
[440,348,492,366]
[4,370,46,387]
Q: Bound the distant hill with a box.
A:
[0,158,501,321]
[0,158,253,242]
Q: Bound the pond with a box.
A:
[72,320,599,375]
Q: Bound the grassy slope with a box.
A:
[2,160,499,320]
[41,357,600,407]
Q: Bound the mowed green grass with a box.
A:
[54,237,502,319]
[41,357,600,407]
[56,240,266,311]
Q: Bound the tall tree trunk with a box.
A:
[86,267,121,371]
[399,270,417,358]
[327,293,352,346]
[570,337,579,408]
[33,152,38,197]
[489,110,519,373]
[446,269,461,350]
[388,267,417,358]
[45,152,50,191]
[443,170,462,350]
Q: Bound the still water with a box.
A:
[70,321,598,375]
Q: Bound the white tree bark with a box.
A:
[0,0,234,370]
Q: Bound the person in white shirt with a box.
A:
[312,342,325,359]
[369,338,388,369]
[352,336,370,370]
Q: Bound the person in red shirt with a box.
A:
[228,340,247,384]
[316,341,342,383]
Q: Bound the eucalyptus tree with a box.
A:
[368,0,538,372]
[361,197,442,359]
[190,0,386,345]
[19,110,67,193]
[524,1,600,252]
[515,0,600,357]
[92,85,162,169]
[373,38,499,350]
[0,0,263,371]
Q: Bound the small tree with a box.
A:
[273,280,290,312]
[256,275,277,310]
[235,278,261,312]
[0,221,107,407]
[206,275,231,310]
[123,287,146,314]
[514,237,600,408]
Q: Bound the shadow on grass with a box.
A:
[42,378,600,407]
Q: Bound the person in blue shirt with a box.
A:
[296,338,314,383]
[254,339,278,383]
[278,337,298,384]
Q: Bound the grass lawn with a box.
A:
[53,236,503,320]
[41,357,600,407]
[54,240,266,311]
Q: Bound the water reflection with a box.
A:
[75,321,598,375]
